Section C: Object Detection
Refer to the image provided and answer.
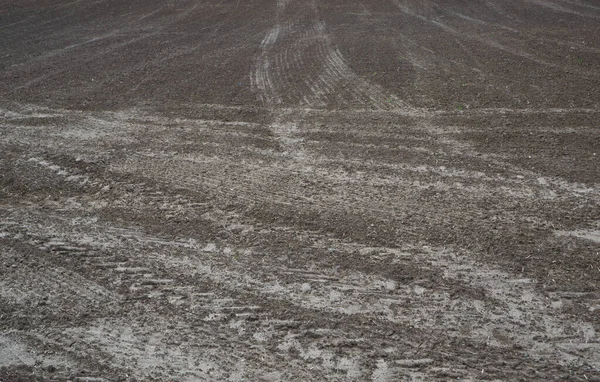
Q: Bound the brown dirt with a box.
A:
[1,0,599,381]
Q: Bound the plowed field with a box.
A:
[1,0,599,380]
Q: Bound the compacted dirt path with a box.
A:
[1,0,599,381]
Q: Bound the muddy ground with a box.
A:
[1,0,599,380]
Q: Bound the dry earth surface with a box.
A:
[1,0,600,380]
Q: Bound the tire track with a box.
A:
[6,106,597,221]
[252,0,405,109]
[2,103,600,379]
[0,207,437,380]
[10,108,589,231]
[16,150,597,371]
[0,209,331,379]
[9,203,593,375]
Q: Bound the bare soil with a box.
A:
[1,0,599,380]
